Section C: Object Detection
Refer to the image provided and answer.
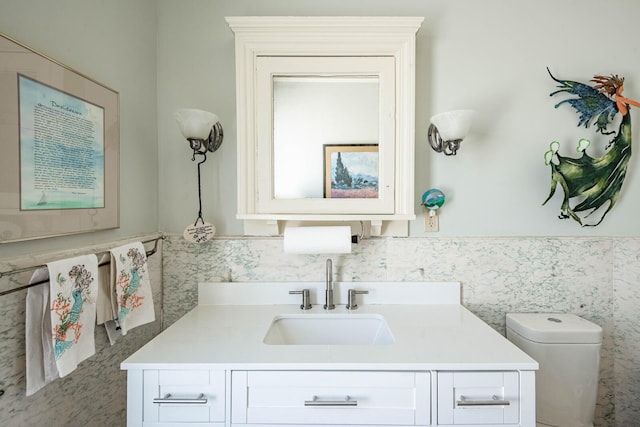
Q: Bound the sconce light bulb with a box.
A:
[174,109,219,140]
[174,109,224,156]
[428,110,475,155]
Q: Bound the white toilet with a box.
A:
[506,313,602,427]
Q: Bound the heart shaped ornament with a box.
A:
[183,221,216,243]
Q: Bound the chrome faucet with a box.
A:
[324,258,335,310]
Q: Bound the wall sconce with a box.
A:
[428,110,476,155]
[174,108,224,158]
[174,108,224,243]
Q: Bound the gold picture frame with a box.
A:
[323,144,379,199]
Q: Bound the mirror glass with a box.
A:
[272,76,379,200]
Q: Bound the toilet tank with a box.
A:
[506,313,602,427]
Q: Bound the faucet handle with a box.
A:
[289,289,312,310]
[346,289,369,310]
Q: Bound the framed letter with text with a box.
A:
[0,33,119,242]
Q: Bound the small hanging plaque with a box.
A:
[183,221,215,243]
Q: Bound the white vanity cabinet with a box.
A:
[231,370,431,426]
[437,371,527,426]
[126,368,533,427]
[122,283,538,427]
[130,369,226,427]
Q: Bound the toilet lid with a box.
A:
[506,313,602,344]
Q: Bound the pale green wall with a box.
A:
[157,0,640,237]
[3,0,640,252]
[0,0,159,259]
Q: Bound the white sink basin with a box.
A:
[263,313,395,345]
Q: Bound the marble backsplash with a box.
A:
[0,234,163,427]
[1,233,636,426]
[163,234,640,427]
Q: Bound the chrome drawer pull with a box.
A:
[457,395,510,406]
[153,393,208,404]
[304,395,358,407]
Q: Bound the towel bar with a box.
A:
[0,235,164,297]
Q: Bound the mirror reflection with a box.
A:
[272,76,379,199]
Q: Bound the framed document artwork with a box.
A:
[0,33,119,242]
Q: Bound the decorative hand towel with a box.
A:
[103,319,122,345]
[110,242,155,335]
[25,267,58,396]
[47,254,99,377]
[95,253,115,325]
[94,253,122,345]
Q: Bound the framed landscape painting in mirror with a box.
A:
[324,144,379,199]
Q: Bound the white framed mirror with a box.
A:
[227,16,423,236]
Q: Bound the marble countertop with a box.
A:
[121,282,537,371]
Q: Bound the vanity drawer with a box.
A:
[232,371,430,426]
[143,370,225,426]
[437,371,519,425]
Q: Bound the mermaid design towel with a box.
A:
[110,242,155,335]
[47,254,98,378]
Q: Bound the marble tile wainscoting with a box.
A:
[163,234,640,427]
[0,234,163,427]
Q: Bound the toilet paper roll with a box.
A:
[283,226,352,254]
